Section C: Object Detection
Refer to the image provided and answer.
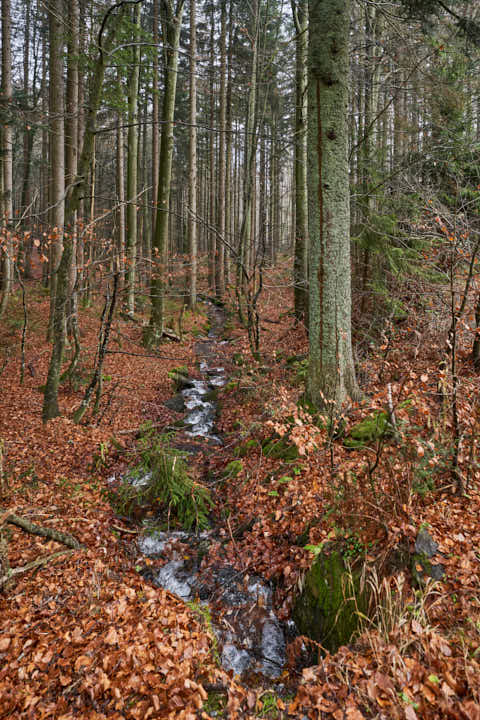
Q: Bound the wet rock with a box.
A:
[412,528,445,584]
[138,530,189,557]
[415,528,438,557]
[221,644,253,675]
[164,394,185,413]
[260,616,286,678]
[153,560,196,601]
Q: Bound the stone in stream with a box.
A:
[154,560,196,601]
[138,530,189,557]
[164,394,185,413]
[260,616,287,678]
[221,644,253,675]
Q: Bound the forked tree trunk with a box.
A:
[43,3,123,422]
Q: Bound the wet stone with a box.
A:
[221,644,253,675]
[153,560,195,601]
[415,528,438,558]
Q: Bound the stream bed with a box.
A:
[134,301,290,679]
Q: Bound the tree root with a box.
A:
[0,512,83,591]
[5,513,83,549]
[0,549,75,589]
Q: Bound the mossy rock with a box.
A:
[286,353,307,366]
[262,436,299,461]
[293,547,368,654]
[234,438,258,457]
[344,411,392,449]
[167,366,190,390]
[222,460,244,478]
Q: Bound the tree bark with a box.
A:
[126,2,141,315]
[187,0,197,309]
[0,0,13,319]
[292,0,308,323]
[306,0,360,409]
[146,0,185,344]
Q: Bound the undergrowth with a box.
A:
[108,425,213,531]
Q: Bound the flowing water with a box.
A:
[134,301,289,679]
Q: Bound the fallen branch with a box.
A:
[0,549,75,589]
[5,513,83,549]
[112,524,138,534]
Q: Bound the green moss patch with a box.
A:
[293,547,368,654]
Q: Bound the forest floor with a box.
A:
[1,263,480,719]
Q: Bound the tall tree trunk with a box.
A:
[0,0,13,319]
[208,5,216,292]
[152,0,159,227]
[116,119,126,286]
[236,0,258,290]
[306,0,360,408]
[224,0,233,287]
[22,0,34,279]
[43,2,122,421]
[126,2,141,315]
[46,0,65,339]
[147,0,185,343]
[292,0,308,322]
[187,0,197,309]
[215,0,226,298]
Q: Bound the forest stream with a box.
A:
[131,301,291,680]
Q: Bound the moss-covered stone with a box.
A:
[293,548,367,654]
[344,411,392,449]
[167,366,190,390]
[222,460,244,478]
[262,436,299,461]
[234,438,258,457]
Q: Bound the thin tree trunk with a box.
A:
[0,0,13,319]
[126,3,141,315]
[215,0,226,298]
[187,0,197,309]
[147,0,185,344]
[292,0,308,322]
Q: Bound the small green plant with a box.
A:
[342,534,366,561]
[257,691,280,717]
[187,601,220,665]
[109,430,212,531]
[413,438,450,495]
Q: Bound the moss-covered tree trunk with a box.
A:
[292,0,308,324]
[146,0,185,344]
[306,0,360,409]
